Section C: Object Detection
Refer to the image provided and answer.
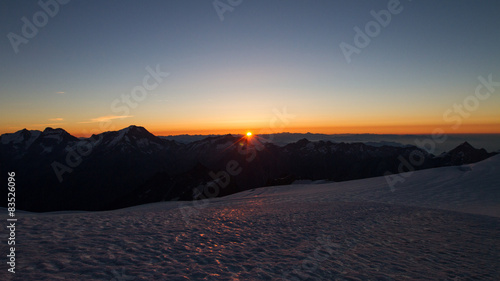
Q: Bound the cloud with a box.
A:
[49,118,64,121]
[30,123,66,127]
[56,91,65,94]
[79,115,133,123]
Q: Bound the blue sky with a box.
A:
[1,0,499,135]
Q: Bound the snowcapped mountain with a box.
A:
[28,127,80,155]
[0,128,41,158]
[0,126,497,212]
[0,128,41,146]
[93,125,172,154]
[0,127,79,157]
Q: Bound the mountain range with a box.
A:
[0,125,497,212]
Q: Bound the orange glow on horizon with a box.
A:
[144,123,500,137]
[2,122,500,138]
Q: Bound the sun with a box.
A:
[246,131,252,137]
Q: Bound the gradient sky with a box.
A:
[1,0,499,136]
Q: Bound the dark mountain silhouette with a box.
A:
[436,141,494,166]
[0,126,497,212]
[109,162,241,209]
[0,128,42,158]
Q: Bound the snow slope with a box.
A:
[1,156,499,280]
[228,154,500,218]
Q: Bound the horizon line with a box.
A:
[2,124,500,138]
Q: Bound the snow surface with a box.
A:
[1,156,499,280]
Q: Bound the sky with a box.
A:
[1,0,499,137]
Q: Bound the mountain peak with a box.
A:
[459,141,473,148]
[101,125,165,152]
[450,141,476,153]
[438,141,495,166]
[296,138,310,145]
[42,127,69,134]
[0,128,42,146]
[38,127,78,144]
[118,125,150,135]
[41,127,74,138]
[126,125,146,130]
